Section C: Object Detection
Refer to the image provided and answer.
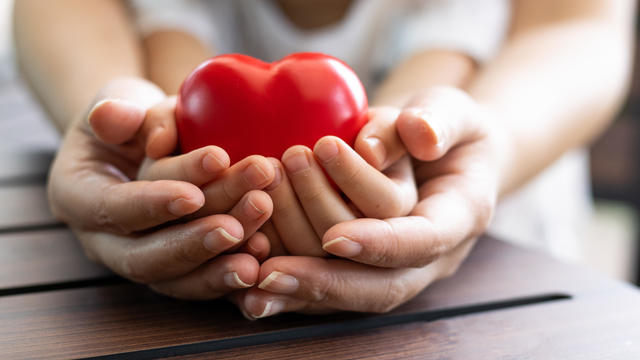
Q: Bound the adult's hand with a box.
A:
[235,87,501,317]
[48,78,274,299]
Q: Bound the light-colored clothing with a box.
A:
[130,0,592,262]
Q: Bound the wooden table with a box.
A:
[1,150,639,359]
[1,66,639,359]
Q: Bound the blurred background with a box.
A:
[0,0,638,284]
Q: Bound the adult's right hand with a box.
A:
[48,77,275,299]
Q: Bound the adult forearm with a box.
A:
[469,12,635,196]
[14,0,144,131]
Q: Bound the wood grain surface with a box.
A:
[188,291,640,360]
[0,236,637,359]
[0,184,59,231]
[0,228,111,291]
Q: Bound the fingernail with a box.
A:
[202,152,226,173]
[243,164,270,187]
[283,151,309,174]
[314,139,339,163]
[322,237,363,257]
[244,196,265,219]
[265,163,282,191]
[167,197,203,216]
[364,137,386,167]
[204,227,242,253]
[258,271,299,294]
[253,299,286,319]
[224,272,253,288]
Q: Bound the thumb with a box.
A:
[87,77,166,145]
[397,86,485,162]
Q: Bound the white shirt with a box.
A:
[129,0,592,262]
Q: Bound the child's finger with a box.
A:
[138,145,230,186]
[236,232,271,263]
[314,136,417,219]
[191,155,276,217]
[354,106,407,171]
[226,190,273,250]
[149,253,259,300]
[265,158,325,257]
[259,221,288,257]
[140,96,179,159]
[281,146,356,240]
[77,214,245,284]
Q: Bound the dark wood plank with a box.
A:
[0,184,59,230]
[0,237,637,359]
[190,290,640,360]
[0,228,111,290]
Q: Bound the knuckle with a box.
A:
[172,238,205,265]
[373,279,407,313]
[340,164,363,189]
[119,250,149,283]
[220,178,238,206]
[371,220,402,265]
[298,186,324,204]
[308,268,334,303]
[203,274,225,298]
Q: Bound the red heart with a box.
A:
[176,53,368,162]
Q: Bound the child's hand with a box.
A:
[261,107,418,257]
[235,87,501,317]
[129,97,276,261]
[48,78,269,300]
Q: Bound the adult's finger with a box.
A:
[265,158,324,256]
[281,146,355,239]
[397,87,486,162]
[314,136,416,219]
[49,160,205,234]
[241,256,437,318]
[354,107,406,170]
[86,77,166,144]
[150,253,259,300]
[138,145,230,186]
[225,190,273,252]
[75,213,245,284]
[241,238,477,318]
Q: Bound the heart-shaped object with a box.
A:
[176,53,368,162]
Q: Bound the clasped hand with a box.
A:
[48,78,500,319]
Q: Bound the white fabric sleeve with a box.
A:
[128,0,217,48]
[397,0,510,64]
